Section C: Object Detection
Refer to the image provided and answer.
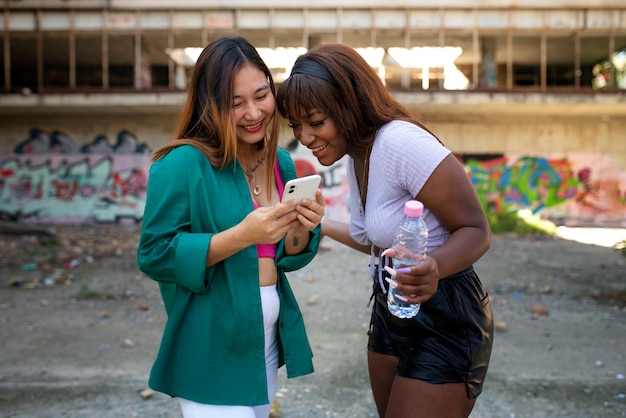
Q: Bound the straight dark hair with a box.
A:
[277,43,440,152]
[153,36,279,190]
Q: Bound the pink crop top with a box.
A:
[252,160,285,259]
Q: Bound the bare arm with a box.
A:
[321,218,372,255]
[284,188,326,255]
[388,153,491,304]
[421,154,491,277]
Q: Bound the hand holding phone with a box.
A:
[281,174,321,206]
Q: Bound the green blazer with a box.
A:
[137,145,319,406]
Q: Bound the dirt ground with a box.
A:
[0,222,625,418]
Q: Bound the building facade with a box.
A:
[1,1,625,226]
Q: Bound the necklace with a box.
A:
[244,155,265,196]
[358,144,373,217]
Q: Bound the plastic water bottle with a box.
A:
[387,200,428,319]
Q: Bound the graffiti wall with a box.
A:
[465,153,626,227]
[0,154,149,223]
[297,148,626,227]
[0,129,151,223]
[1,130,625,227]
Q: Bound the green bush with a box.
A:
[487,209,557,235]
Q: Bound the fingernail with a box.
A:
[395,295,408,302]
[383,266,397,276]
[396,267,411,274]
[381,248,392,257]
[384,278,398,289]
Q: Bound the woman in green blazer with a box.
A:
[137,36,325,418]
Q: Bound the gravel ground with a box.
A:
[0,223,625,418]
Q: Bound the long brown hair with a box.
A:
[276,43,440,152]
[153,36,279,190]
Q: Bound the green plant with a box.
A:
[73,285,100,300]
[487,209,557,235]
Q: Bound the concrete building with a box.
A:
[1,0,625,226]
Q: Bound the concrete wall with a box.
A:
[1,92,624,227]
[398,92,626,169]
[1,92,624,167]
[2,108,624,170]
[0,114,177,155]
[425,113,626,168]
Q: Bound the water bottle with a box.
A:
[387,200,428,319]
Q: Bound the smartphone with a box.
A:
[282,174,321,205]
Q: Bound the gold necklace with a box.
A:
[244,155,265,196]
[358,144,372,217]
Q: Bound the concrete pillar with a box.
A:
[481,37,497,88]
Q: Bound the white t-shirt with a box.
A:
[348,120,451,252]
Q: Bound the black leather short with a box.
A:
[367,265,494,399]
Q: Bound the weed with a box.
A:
[487,209,556,235]
[73,285,100,300]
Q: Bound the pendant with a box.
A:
[253,185,262,196]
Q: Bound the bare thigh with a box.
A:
[367,351,398,417]
[386,377,475,418]
[368,351,476,418]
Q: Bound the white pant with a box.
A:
[178,285,280,418]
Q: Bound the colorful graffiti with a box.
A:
[309,150,625,227]
[466,153,626,226]
[1,131,625,226]
[467,155,582,212]
[1,129,152,222]
[0,154,149,223]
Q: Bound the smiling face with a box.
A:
[232,63,276,146]
[287,109,348,166]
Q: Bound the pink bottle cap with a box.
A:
[404,200,424,217]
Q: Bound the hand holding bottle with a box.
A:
[383,253,439,305]
[382,200,431,318]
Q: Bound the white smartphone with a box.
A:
[282,174,321,205]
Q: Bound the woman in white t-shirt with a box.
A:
[277,43,494,418]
